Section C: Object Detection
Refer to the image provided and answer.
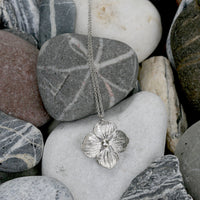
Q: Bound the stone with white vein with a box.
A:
[39,0,76,47]
[121,155,193,200]
[0,111,43,173]
[74,0,162,63]
[42,91,168,200]
[139,56,188,153]
[0,0,39,40]
[0,176,74,200]
[37,33,139,121]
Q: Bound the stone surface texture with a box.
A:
[175,121,200,200]
[39,0,76,47]
[0,111,44,173]
[121,155,193,200]
[0,30,50,127]
[42,91,168,200]
[74,0,162,62]
[37,33,138,121]
[0,176,74,200]
[4,29,38,47]
[139,56,188,153]
[170,0,200,114]
[167,0,193,67]
[0,0,40,40]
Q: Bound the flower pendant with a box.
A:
[81,120,129,169]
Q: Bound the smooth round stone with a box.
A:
[171,0,200,114]
[0,176,74,200]
[0,30,50,127]
[175,121,200,200]
[139,56,188,153]
[0,111,43,173]
[121,155,192,200]
[39,0,76,47]
[74,0,162,62]
[42,91,167,200]
[0,0,39,40]
[4,29,38,47]
[37,33,138,121]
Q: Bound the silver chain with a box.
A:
[88,0,105,120]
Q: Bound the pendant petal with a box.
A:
[97,146,119,169]
[94,120,117,139]
[81,132,101,158]
[110,130,129,153]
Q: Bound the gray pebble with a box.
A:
[0,0,40,40]
[0,176,74,200]
[121,155,193,200]
[37,33,139,121]
[39,0,76,47]
[175,121,200,200]
[0,111,43,172]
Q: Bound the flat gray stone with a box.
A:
[175,121,200,200]
[0,0,39,40]
[37,33,139,121]
[0,111,43,172]
[0,176,74,200]
[4,29,38,47]
[39,0,76,47]
[121,155,193,200]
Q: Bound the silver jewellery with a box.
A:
[81,0,129,169]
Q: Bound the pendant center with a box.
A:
[102,139,109,148]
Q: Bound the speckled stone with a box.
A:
[171,0,200,114]
[166,0,193,67]
[0,0,40,40]
[0,176,74,200]
[4,29,38,47]
[0,111,43,173]
[42,92,168,200]
[139,56,188,153]
[37,33,139,121]
[39,0,76,47]
[175,121,200,200]
[121,155,193,200]
[0,30,50,127]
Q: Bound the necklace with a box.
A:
[81,0,129,169]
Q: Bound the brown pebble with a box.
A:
[0,30,50,127]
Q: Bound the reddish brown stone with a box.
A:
[0,30,50,127]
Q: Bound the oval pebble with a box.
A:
[42,91,167,200]
[0,30,50,127]
[74,0,162,62]
[0,176,74,200]
[0,111,43,173]
[37,33,139,121]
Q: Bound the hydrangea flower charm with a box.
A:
[81,120,129,169]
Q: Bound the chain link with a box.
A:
[88,0,105,120]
